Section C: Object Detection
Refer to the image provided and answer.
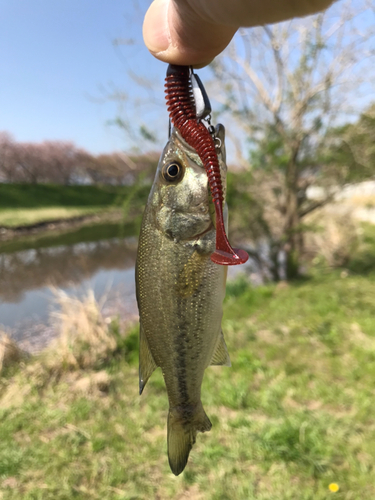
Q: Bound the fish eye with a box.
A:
[162,161,183,183]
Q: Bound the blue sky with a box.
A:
[0,0,166,154]
[1,1,374,157]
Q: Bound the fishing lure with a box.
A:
[164,65,248,266]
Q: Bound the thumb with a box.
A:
[142,0,236,67]
[143,0,336,67]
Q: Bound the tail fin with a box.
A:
[167,402,212,476]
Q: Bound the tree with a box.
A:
[0,132,17,182]
[13,142,49,184]
[4,140,83,185]
[322,103,375,182]
[41,141,82,185]
[78,150,159,185]
[0,130,159,186]
[210,0,375,279]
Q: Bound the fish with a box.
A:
[135,123,231,476]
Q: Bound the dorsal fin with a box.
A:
[139,324,157,395]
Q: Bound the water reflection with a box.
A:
[0,223,139,347]
[0,237,137,303]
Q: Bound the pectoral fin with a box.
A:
[139,324,157,395]
[210,332,231,366]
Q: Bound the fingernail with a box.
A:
[143,0,171,54]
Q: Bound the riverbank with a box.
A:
[0,183,150,240]
[1,229,375,498]
[0,209,124,241]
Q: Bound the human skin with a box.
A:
[143,0,336,67]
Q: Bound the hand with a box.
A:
[143,0,335,67]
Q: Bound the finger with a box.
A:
[142,0,236,67]
[178,0,336,29]
[143,0,335,67]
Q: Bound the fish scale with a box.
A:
[136,126,231,475]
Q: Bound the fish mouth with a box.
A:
[185,221,214,242]
[172,128,204,168]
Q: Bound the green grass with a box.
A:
[0,184,130,210]
[1,245,375,498]
[0,207,106,227]
[0,183,151,228]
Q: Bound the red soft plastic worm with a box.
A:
[165,64,248,266]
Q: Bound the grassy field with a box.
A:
[1,229,375,499]
[0,183,150,228]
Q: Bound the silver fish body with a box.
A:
[135,125,230,475]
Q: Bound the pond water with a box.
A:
[0,220,251,351]
[0,222,139,349]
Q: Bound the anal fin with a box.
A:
[139,324,157,395]
[210,331,231,366]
